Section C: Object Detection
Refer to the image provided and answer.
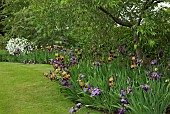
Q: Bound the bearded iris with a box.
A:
[70,52,74,57]
[142,84,150,92]
[69,107,76,113]
[118,107,126,114]
[61,80,67,86]
[151,60,157,65]
[127,88,133,93]
[120,90,126,96]
[76,103,82,109]
[136,59,142,66]
[150,72,162,81]
[71,59,77,65]
[94,62,100,66]
[120,98,128,104]
[91,87,101,97]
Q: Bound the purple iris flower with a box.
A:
[94,62,100,66]
[69,107,76,113]
[50,59,54,64]
[118,107,126,114]
[157,73,162,80]
[128,88,133,93]
[120,98,128,104]
[136,59,142,66]
[83,88,88,92]
[55,61,61,65]
[150,72,162,81]
[151,60,157,65]
[158,50,163,58]
[76,103,82,109]
[61,80,67,86]
[91,87,101,97]
[70,52,74,57]
[142,84,150,92]
[120,90,126,96]
[71,59,77,65]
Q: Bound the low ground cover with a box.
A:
[0,62,100,114]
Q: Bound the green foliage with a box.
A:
[49,46,170,114]
[126,81,170,114]
[1,0,170,57]
[0,62,100,114]
[0,48,55,63]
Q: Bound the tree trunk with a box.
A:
[133,27,143,59]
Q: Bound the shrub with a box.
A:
[6,37,32,55]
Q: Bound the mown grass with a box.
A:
[0,62,101,114]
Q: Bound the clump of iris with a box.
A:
[90,87,101,97]
[93,61,101,66]
[142,84,150,92]
[69,103,82,113]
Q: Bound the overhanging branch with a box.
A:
[137,0,163,26]
[98,6,133,28]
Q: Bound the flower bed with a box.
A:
[43,45,170,114]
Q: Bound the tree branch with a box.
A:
[137,0,163,26]
[98,6,133,28]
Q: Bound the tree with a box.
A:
[56,0,170,58]
[94,0,170,58]
[1,0,170,57]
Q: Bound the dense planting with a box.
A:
[1,0,170,114]
[1,37,170,114]
[42,45,170,114]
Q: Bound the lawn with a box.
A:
[0,62,101,114]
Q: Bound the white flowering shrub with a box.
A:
[6,38,32,55]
